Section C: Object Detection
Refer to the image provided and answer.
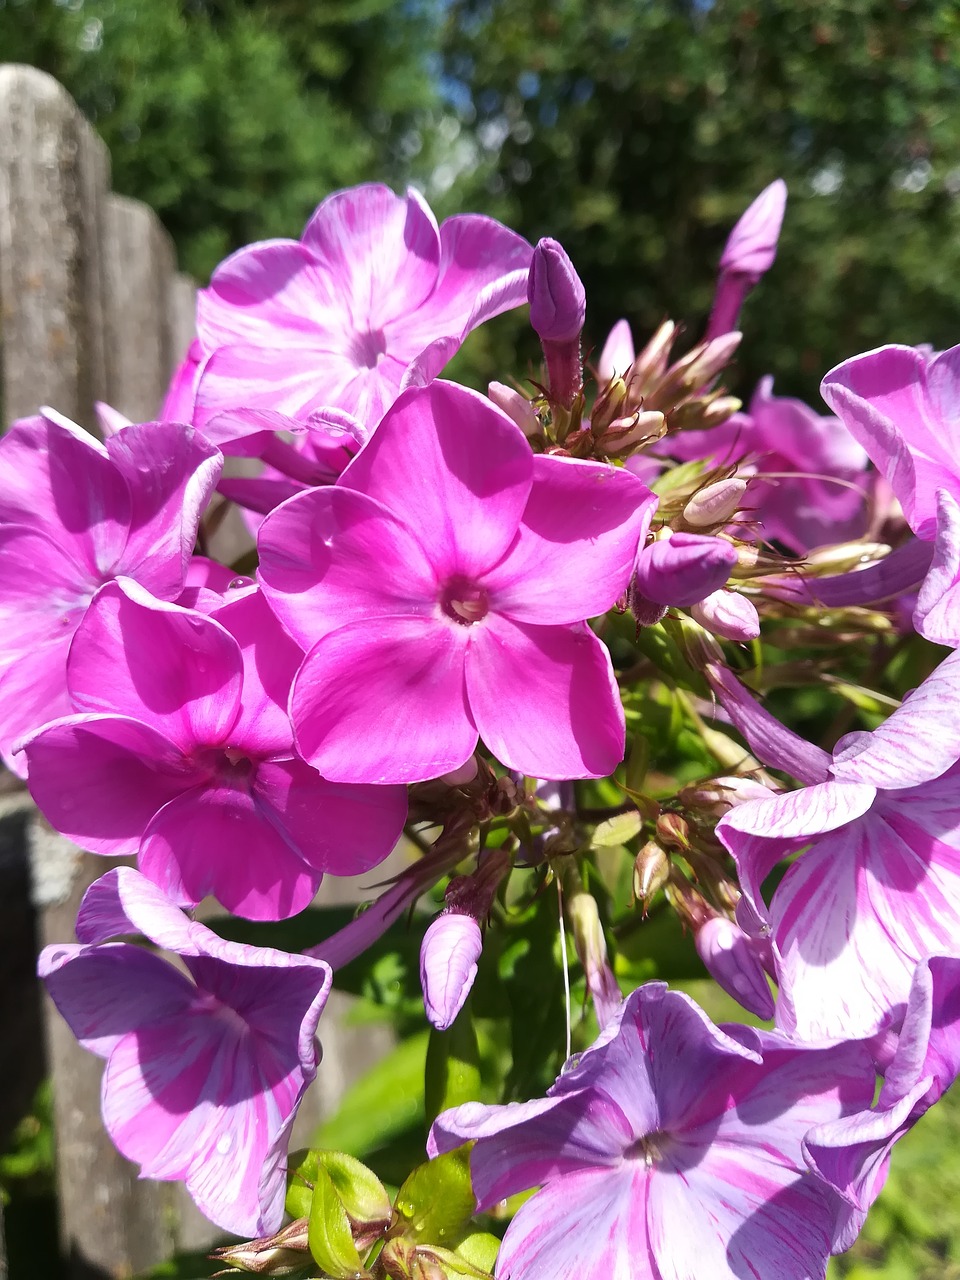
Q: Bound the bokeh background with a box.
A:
[3,1,960,1276]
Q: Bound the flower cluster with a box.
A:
[10,178,960,1277]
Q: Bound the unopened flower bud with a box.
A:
[439,756,480,787]
[210,1218,310,1274]
[678,776,776,818]
[720,179,788,278]
[419,912,482,1031]
[528,238,586,343]
[695,915,775,1020]
[488,381,541,437]
[683,478,748,528]
[632,319,677,388]
[655,812,690,851]
[597,318,635,382]
[664,875,713,931]
[804,541,891,574]
[95,401,132,438]
[632,532,738,607]
[690,589,761,641]
[566,876,622,1028]
[633,840,670,904]
[599,410,666,455]
[686,331,743,387]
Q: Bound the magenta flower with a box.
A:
[706,179,787,340]
[40,867,332,1236]
[21,580,406,920]
[0,410,221,770]
[258,381,655,784]
[430,983,874,1280]
[712,657,960,1040]
[821,343,960,643]
[190,183,532,431]
[804,954,960,1239]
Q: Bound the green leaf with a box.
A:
[392,1149,477,1248]
[591,810,642,848]
[425,1004,484,1128]
[307,1165,365,1279]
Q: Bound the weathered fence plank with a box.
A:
[0,60,401,1280]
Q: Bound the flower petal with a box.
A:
[339,381,533,580]
[292,615,475,784]
[484,456,656,624]
[466,617,625,779]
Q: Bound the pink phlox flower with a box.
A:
[20,578,407,920]
[429,982,874,1280]
[189,183,532,433]
[822,342,960,644]
[39,867,332,1236]
[0,409,222,771]
[712,657,960,1040]
[803,955,960,1248]
[258,381,656,784]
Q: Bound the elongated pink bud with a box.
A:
[597,318,635,382]
[632,532,737,608]
[528,238,585,407]
[695,915,775,1019]
[707,180,787,340]
[419,912,482,1030]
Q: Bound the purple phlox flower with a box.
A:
[803,955,960,1246]
[631,531,738,612]
[0,409,222,772]
[429,982,874,1280]
[596,319,635,384]
[706,180,787,340]
[822,342,960,644]
[190,183,532,432]
[258,381,657,784]
[20,579,407,920]
[711,656,960,1040]
[39,867,332,1236]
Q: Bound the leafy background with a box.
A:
[3,0,960,1275]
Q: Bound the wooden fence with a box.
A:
[0,63,393,1279]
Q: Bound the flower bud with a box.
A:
[210,1218,310,1274]
[655,811,690,851]
[678,775,776,818]
[420,912,482,1031]
[632,532,738,607]
[95,401,132,438]
[720,179,788,278]
[633,840,670,905]
[528,238,586,343]
[690,589,761,641]
[707,180,787,340]
[439,756,480,787]
[566,879,622,1028]
[631,319,677,388]
[683,478,748,528]
[488,381,541,437]
[695,915,775,1020]
[597,318,635,382]
[598,410,666,455]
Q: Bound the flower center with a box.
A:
[440,577,490,626]
[625,1131,671,1168]
[349,328,388,369]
